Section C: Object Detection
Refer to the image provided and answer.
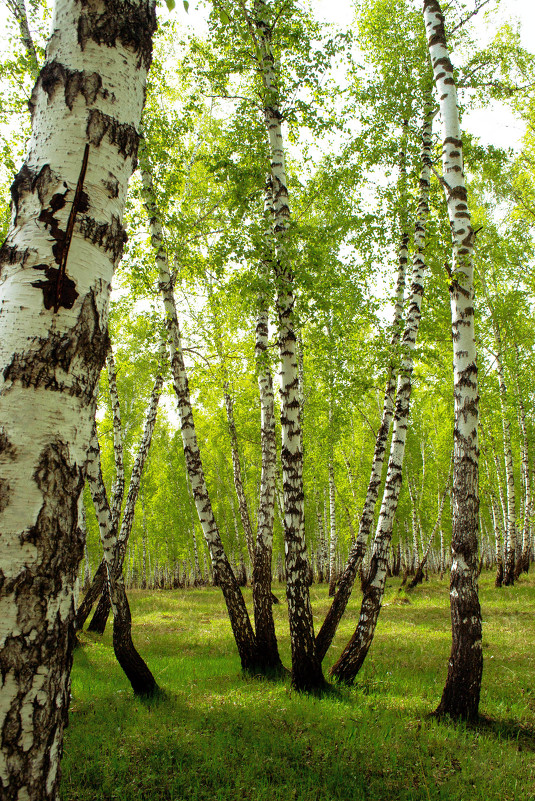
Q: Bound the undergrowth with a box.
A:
[61,572,535,800]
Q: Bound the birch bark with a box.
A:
[331,107,431,683]
[86,425,157,696]
[314,116,418,663]
[0,0,155,793]
[513,346,531,575]
[140,162,258,672]
[252,182,283,670]
[87,350,125,632]
[478,269,516,584]
[252,0,324,690]
[80,346,164,634]
[424,0,483,721]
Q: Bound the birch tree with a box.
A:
[424,0,483,721]
[331,105,432,683]
[0,0,156,796]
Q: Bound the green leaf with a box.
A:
[218,8,230,24]
[165,0,175,10]
[183,0,189,11]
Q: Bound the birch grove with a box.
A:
[0,2,533,795]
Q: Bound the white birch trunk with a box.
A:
[478,270,516,583]
[328,457,337,596]
[86,425,157,695]
[140,162,258,671]
[252,0,323,690]
[316,110,427,664]
[331,105,431,683]
[513,346,532,574]
[252,194,282,668]
[0,0,155,792]
[424,0,483,721]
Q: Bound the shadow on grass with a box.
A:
[475,715,535,751]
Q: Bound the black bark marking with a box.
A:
[31,148,90,312]
[103,173,119,198]
[79,213,127,263]
[3,288,108,401]
[0,439,85,798]
[86,109,139,158]
[38,61,102,109]
[0,245,30,282]
[77,0,156,70]
[0,479,10,513]
[31,266,78,311]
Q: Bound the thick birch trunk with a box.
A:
[86,426,157,696]
[331,108,431,684]
[424,0,483,721]
[140,164,258,672]
[0,0,155,793]
[253,0,323,690]
[314,115,417,664]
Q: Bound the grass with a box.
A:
[61,572,535,800]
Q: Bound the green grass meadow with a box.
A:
[62,572,535,800]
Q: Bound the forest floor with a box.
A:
[62,571,535,800]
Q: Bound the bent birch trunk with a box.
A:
[331,108,431,684]
[86,425,157,696]
[140,162,258,672]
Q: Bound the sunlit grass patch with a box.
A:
[63,572,535,801]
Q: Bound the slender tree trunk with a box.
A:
[424,0,483,721]
[223,385,256,564]
[479,270,515,584]
[407,458,451,590]
[86,426,157,696]
[88,348,165,633]
[253,0,324,690]
[252,199,283,670]
[328,456,337,597]
[0,0,155,792]
[140,163,258,672]
[315,115,417,664]
[514,346,532,574]
[331,106,431,684]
